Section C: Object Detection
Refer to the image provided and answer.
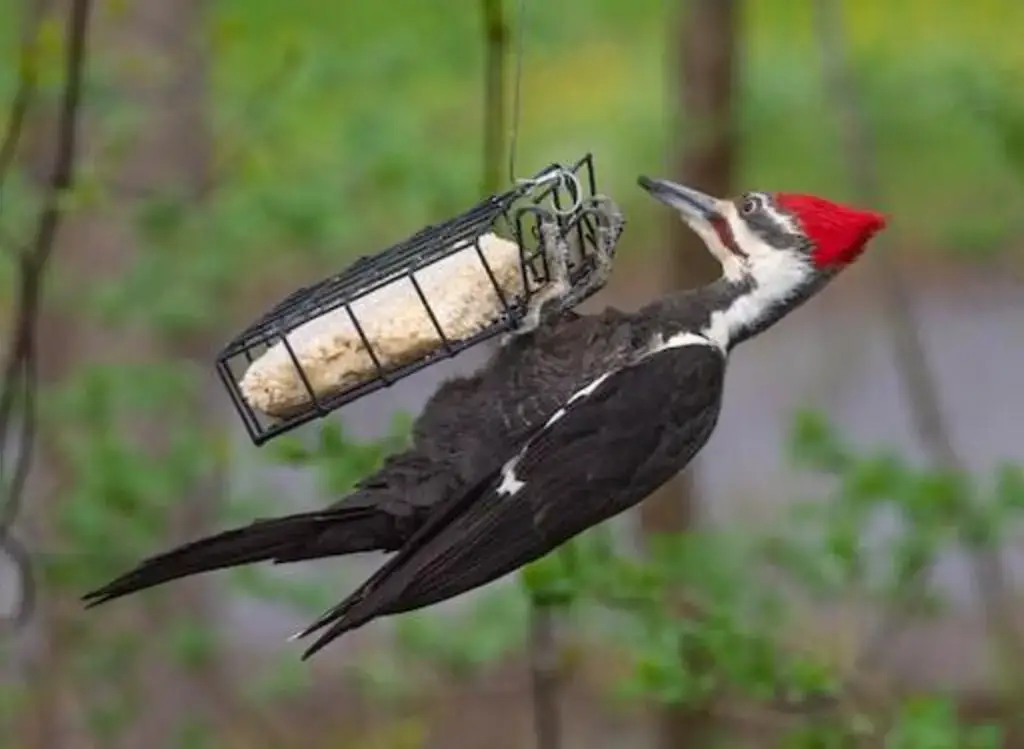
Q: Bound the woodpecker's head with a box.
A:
[639,175,885,281]
[637,176,887,345]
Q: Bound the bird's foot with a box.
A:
[584,193,624,283]
[590,194,625,266]
[512,217,573,336]
[538,195,624,314]
[507,198,624,340]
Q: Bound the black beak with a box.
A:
[637,176,724,222]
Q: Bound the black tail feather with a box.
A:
[295,473,500,659]
[82,504,393,607]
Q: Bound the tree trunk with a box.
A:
[639,1,739,747]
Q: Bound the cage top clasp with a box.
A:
[515,165,583,217]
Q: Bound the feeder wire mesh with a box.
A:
[216,154,622,446]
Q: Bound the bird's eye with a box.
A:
[740,196,759,215]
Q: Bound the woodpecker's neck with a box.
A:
[637,270,829,352]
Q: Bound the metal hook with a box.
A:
[516,166,583,217]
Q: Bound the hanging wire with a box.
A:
[505,0,582,218]
[506,0,527,186]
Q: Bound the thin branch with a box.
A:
[481,0,507,194]
[190,662,295,748]
[0,0,55,223]
[493,2,561,743]
[0,0,93,629]
[528,601,562,749]
[811,0,1022,687]
[0,56,35,230]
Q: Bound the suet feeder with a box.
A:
[216,154,621,446]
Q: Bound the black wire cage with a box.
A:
[217,154,619,446]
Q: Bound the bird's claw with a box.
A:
[509,196,625,339]
[513,218,573,336]
[587,193,624,277]
[536,194,624,316]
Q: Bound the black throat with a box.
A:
[631,270,829,351]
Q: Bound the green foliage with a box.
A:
[245,654,316,703]
[885,695,1004,749]
[42,363,218,585]
[392,585,530,677]
[521,549,581,608]
[553,410,1023,744]
[327,407,1016,745]
[218,403,1023,745]
[269,414,412,496]
[2,0,1022,746]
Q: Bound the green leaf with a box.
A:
[840,452,906,507]
[393,586,528,676]
[788,409,848,473]
[823,509,864,585]
[318,420,347,456]
[964,723,1006,749]
[903,470,970,527]
[176,720,214,749]
[779,655,840,704]
[520,552,578,608]
[886,695,964,749]
[169,619,217,671]
[994,461,1024,510]
[270,435,312,465]
[135,190,191,241]
[246,655,315,701]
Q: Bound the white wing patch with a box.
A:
[659,331,715,350]
[649,330,721,356]
[497,370,616,499]
[496,330,723,502]
[540,370,615,430]
[568,371,612,404]
[542,407,567,429]
[496,456,526,496]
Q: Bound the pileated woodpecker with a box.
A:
[83,177,886,659]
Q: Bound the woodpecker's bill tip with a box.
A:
[638,176,722,221]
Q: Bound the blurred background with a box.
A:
[1,0,1023,746]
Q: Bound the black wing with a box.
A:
[296,339,727,658]
[80,312,625,609]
